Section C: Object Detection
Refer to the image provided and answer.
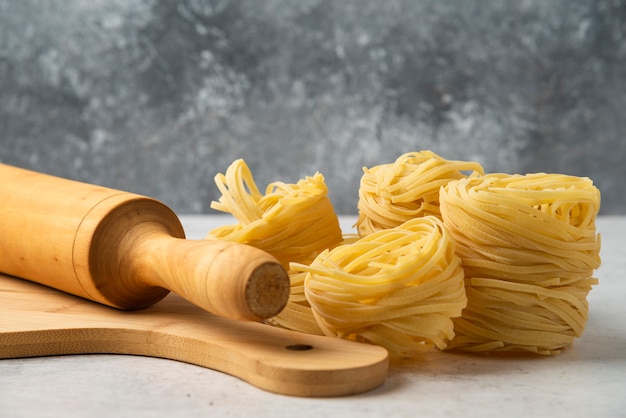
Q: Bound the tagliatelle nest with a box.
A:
[206,159,343,268]
[440,173,602,354]
[356,150,484,237]
[272,216,467,358]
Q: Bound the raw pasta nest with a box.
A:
[439,173,601,354]
[356,150,484,236]
[207,152,602,357]
[287,216,467,358]
[207,159,343,268]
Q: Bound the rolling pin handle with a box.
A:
[121,227,291,321]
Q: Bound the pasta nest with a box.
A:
[285,216,468,358]
[206,159,343,268]
[439,173,602,354]
[356,150,483,237]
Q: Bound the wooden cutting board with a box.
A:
[0,274,388,397]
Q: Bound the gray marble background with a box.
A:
[1,0,624,214]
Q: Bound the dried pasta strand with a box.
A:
[206,159,343,268]
[356,150,484,236]
[265,270,325,335]
[440,172,601,354]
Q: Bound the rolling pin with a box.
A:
[0,163,290,321]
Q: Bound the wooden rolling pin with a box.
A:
[0,163,290,321]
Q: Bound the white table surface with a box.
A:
[1,215,624,418]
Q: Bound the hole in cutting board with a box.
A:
[285,344,313,351]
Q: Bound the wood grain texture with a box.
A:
[0,274,389,397]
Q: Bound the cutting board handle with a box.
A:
[0,275,389,397]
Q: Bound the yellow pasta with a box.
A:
[206,159,343,268]
[439,173,601,354]
[265,270,325,335]
[356,150,484,237]
[287,216,467,358]
[207,154,602,358]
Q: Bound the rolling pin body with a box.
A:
[0,164,289,321]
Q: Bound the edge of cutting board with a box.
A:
[0,274,389,397]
